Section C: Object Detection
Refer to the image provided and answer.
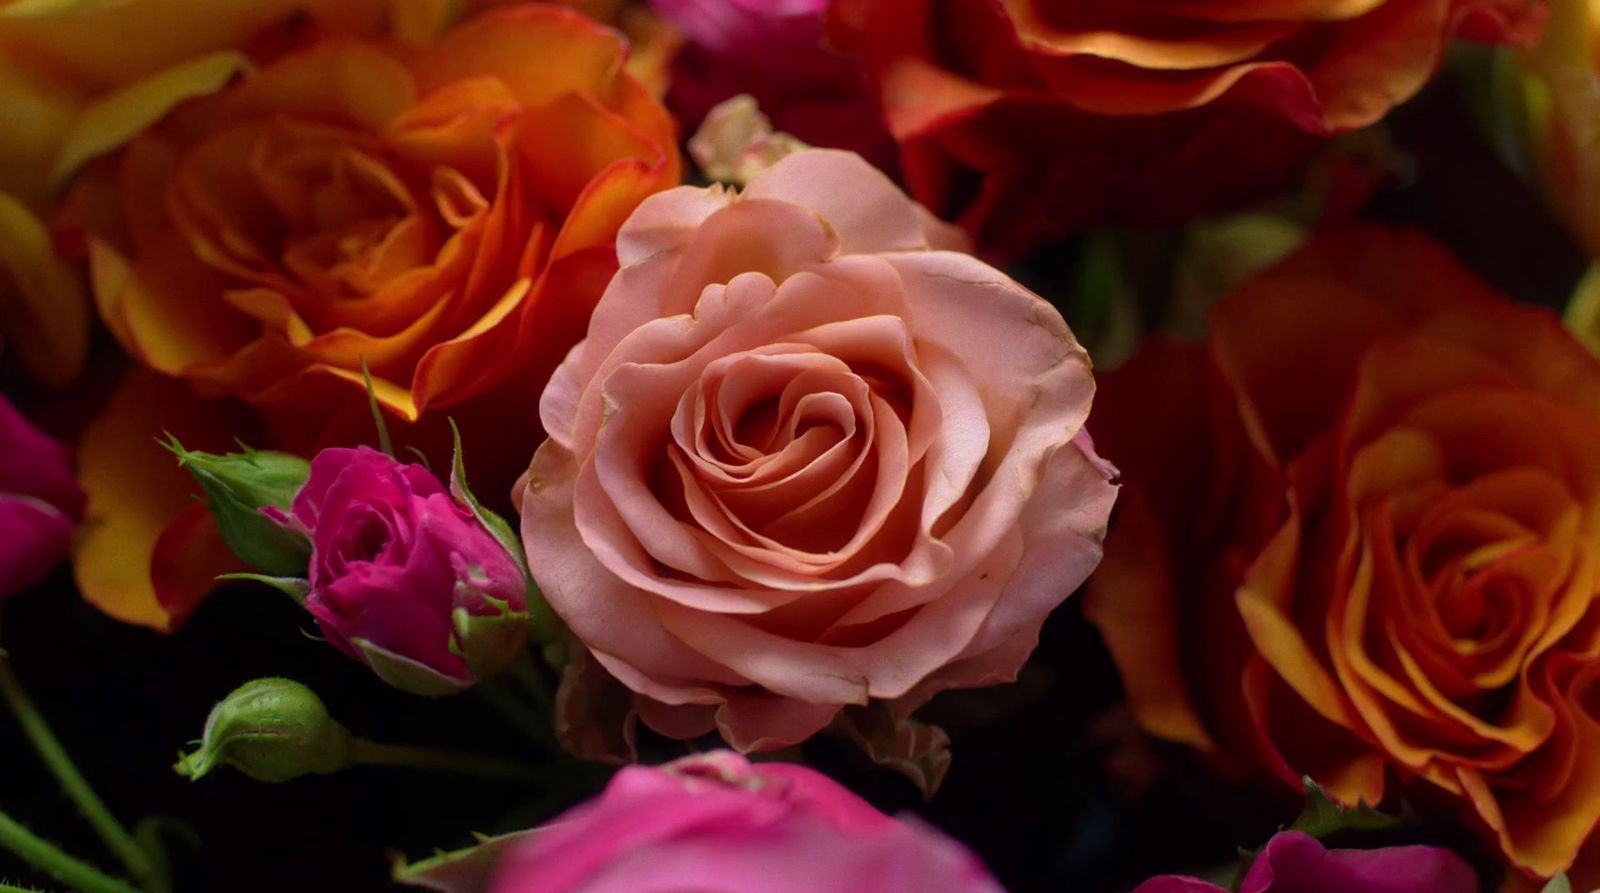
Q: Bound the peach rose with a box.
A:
[827,0,1548,255]
[1085,227,1600,882]
[519,149,1118,750]
[69,4,680,630]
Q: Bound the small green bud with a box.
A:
[166,436,311,575]
[175,678,353,783]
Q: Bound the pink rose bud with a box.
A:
[487,751,1007,893]
[0,395,84,599]
[1131,832,1479,893]
[275,447,529,696]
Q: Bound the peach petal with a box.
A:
[655,440,1112,703]
[885,251,1095,574]
[521,440,750,686]
[741,149,932,254]
[941,433,1117,661]
[614,183,736,268]
[713,691,841,752]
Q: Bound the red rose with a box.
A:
[827,0,1546,255]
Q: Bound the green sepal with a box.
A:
[353,638,472,698]
[393,829,542,893]
[451,592,530,683]
[1288,777,1403,839]
[165,435,310,576]
[832,703,952,800]
[1229,778,1408,889]
[1541,875,1573,893]
[174,677,353,783]
[217,572,308,606]
[360,357,396,459]
[448,419,566,647]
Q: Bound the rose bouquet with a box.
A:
[0,1,1595,891]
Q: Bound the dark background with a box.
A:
[0,77,1588,893]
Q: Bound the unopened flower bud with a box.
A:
[166,437,311,576]
[175,678,352,783]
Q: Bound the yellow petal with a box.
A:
[0,191,86,385]
[0,57,80,201]
[0,0,133,18]
[49,49,249,187]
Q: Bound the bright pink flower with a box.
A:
[1132,832,1478,893]
[0,396,83,599]
[489,751,1006,893]
[520,149,1118,750]
[277,447,526,693]
[651,0,897,171]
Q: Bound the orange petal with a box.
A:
[416,5,628,108]
[74,369,248,631]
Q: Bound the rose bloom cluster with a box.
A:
[2,0,1600,892]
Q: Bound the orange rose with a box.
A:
[0,0,386,384]
[71,4,680,629]
[1085,227,1600,882]
[827,0,1547,255]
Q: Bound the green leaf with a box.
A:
[1288,777,1402,839]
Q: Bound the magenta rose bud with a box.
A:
[0,396,84,600]
[487,751,1006,893]
[278,447,528,696]
[651,0,896,172]
[1132,832,1478,893]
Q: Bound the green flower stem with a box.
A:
[475,681,556,751]
[0,660,165,893]
[348,739,553,783]
[0,883,50,893]
[0,809,143,893]
[508,652,554,717]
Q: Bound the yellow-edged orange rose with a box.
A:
[70,3,680,630]
[1085,227,1600,883]
[0,0,387,385]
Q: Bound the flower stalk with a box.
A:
[0,808,144,893]
[0,657,166,893]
